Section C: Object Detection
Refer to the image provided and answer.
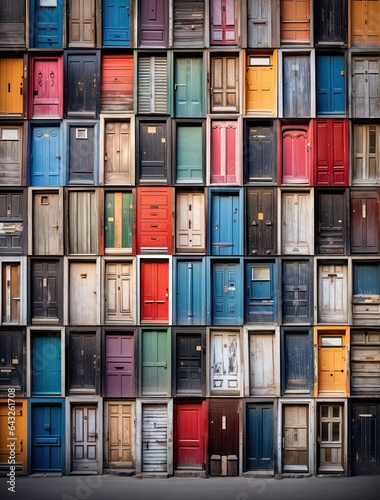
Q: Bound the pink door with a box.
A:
[211,0,237,45]
[29,56,63,118]
[210,120,239,184]
[282,126,311,184]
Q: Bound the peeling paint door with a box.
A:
[352,403,380,475]
[0,329,23,390]
[248,0,270,47]
[210,330,240,392]
[283,54,311,117]
[72,405,98,472]
[0,125,23,185]
[30,57,63,117]
[30,0,63,48]
[0,190,24,253]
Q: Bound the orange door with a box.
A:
[352,0,380,47]
[318,336,346,393]
[0,399,26,472]
[280,0,310,43]
[0,58,23,114]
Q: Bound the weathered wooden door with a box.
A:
[176,191,205,253]
[176,124,203,182]
[31,403,63,472]
[138,122,167,180]
[249,331,276,395]
[282,126,311,183]
[102,0,131,46]
[139,0,167,46]
[210,192,241,254]
[210,330,240,392]
[68,0,95,47]
[31,260,60,323]
[175,403,204,468]
[105,262,132,322]
[31,333,61,395]
[105,192,133,253]
[69,261,97,325]
[247,0,270,47]
[352,0,380,46]
[1,263,20,324]
[246,404,273,470]
[142,405,168,472]
[0,125,23,185]
[353,124,380,184]
[0,400,25,470]
[352,263,380,325]
[352,57,380,118]
[30,126,61,186]
[137,56,167,113]
[69,331,99,393]
[72,405,98,472]
[0,58,23,115]
[210,0,238,45]
[0,190,24,253]
[246,262,276,322]
[176,333,203,394]
[351,190,379,253]
[174,57,203,117]
[108,402,134,468]
[101,54,134,112]
[314,120,348,186]
[246,54,276,115]
[65,51,99,117]
[315,0,346,44]
[68,125,95,184]
[316,55,345,115]
[246,122,276,182]
[317,191,346,254]
[247,188,277,255]
[283,54,311,117]
[30,57,63,118]
[282,192,312,254]
[0,330,23,390]
[209,400,239,476]
[351,329,380,393]
[212,262,242,325]
[140,261,169,322]
[210,121,239,184]
[318,403,344,473]
[318,334,346,392]
[176,261,205,325]
[351,403,380,475]
[211,55,239,112]
[282,261,311,323]
[283,330,312,392]
[0,0,25,48]
[33,191,62,255]
[104,121,132,184]
[105,334,134,397]
[318,264,347,323]
[280,0,310,43]
[282,405,308,471]
[30,0,63,48]
[173,0,205,47]
[69,190,99,254]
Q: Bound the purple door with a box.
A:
[105,334,135,397]
[139,0,167,46]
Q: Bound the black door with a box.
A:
[176,333,203,395]
[351,403,380,475]
[245,123,276,182]
[247,188,277,255]
[69,331,99,393]
[317,190,346,254]
[139,122,167,181]
[68,125,95,183]
[30,260,61,323]
[315,0,346,45]
[0,191,24,254]
[282,260,311,324]
[0,329,23,391]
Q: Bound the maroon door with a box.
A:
[210,120,238,184]
[29,56,63,118]
[314,119,348,186]
[140,261,169,322]
[105,333,135,397]
[211,0,237,45]
[139,0,167,46]
[282,126,311,184]
[175,402,205,469]
[351,190,380,253]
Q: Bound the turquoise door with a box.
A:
[30,125,61,186]
[102,0,131,46]
[174,57,203,117]
[176,124,203,182]
[210,192,242,255]
[32,333,61,395]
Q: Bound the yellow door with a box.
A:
[0,399,26,472]
[318,336,346,393]
[0,59,23,114]
[246,55,276,115]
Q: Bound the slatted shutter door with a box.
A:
[173,0,205,47]
[69,191,99,254]
[142,405,167,472]
[138,56,167,114]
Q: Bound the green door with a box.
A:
[174,57,203,117]
[176,124,203,182]
[141,329,170,396]
[105,192,133,252]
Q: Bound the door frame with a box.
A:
[0,256,27,326]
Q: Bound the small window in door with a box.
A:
[252,266,270,281]
[76,128,88,140]
[249,56,271,66]
[40,0,57,6]
[320,336,343,347]
[1,129,18,141]
[40,195,49,205]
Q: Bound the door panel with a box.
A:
[351,191,379,253]
[176,261,205,325]
[139,0,167,46]
[31,403,63,472]
[2,263,20,324]
[105,262,133,322]
[105,192,133,253]
[209,400,239,475]
[72,405,98,471]
[106,334,134,397]
[176,192,205,253]
[0,190,24,253]
[315,120,348,186]
[175,403,203,468]
[210,192,241,254]
[211,55,239,112]
[283,331,312,392]
[318,264,347,322]
[141,330,169,395]
[210,330,240,392]
[68,125,95,184]
[247,188,277,255]
[0,330,23,390]
[176,333,202,393]
[0,58,23,115]
[210,121,239,184]
[69,332,98,392]
[102,0,131,46]
[104,121,132,184]
[30,57,63,118]
[211,0,237,45]
[69,262,97,325]
[140,261,169,322]
[248,0,270,48]
[0,125,23,185]
[30,126,61,186]
[31,333,61,395]
[174,57,203,117]
[246,404,273,470]
[249,332,276,395]
[282,261,311,323]
[282,127,310,184]
[108,403,134,468]
[142,405,167,472]
[69,0,95,47]
[280,0,310,43]
[318,404,343,473]
[283,405,308,471]
[282,192,312,254]
[212,262,242,325]
[352,403,380,475]
[31,260,60,323]
[283,55,311,117]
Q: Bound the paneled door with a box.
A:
[30,126,61,186]
[105,262,133,322]
[318,403,344,473]
[210,330,240,393]
[31,333,61,395]
[105,334,134,397]
[71,405,98,472]
[107,402,134,468]
[174,57,203,117]
[104,122,132,185]
[212,262,242,325]
[31,403,63,472]
[68,0,95,47]
[246,404,274,470]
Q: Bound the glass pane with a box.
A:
[252,267,270,281]
[321,406,328,418]
[321,336,343,347]
[333,406,340,418]
[354,125,363,155]
[332,422,340,441]
[249,57,270,66]
[321,422,329,441]
[369,126,376,154]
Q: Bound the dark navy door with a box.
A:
[31,333,61,395]
[212,261,242,325]
[30,125,61,186]
[31,403,63,472]
[316,54,345,115]
[102,0,131,46]
[30,0,63,48]
[282,329,312,394]
[246,404,274,471]
[246,262,276,322]
[176,260,205,325]
[210,192,241,255]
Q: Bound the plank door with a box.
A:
[318,403,344,473]
[246,404,274,470]
[318,264,347,323]
[246,122,276,182]
[30,57,63,118]
[65,52,99,117]
[104,121,132,185]
[351,191,379,253]
[0,125,23,185]
[176,191,205,253]
[108,403,134,468]
[350,329,380,394]
[174,57,203,117]
[31,333,61,395]
[212,262,242,325]
[315,120,348,186]
[138,122,167,180]
[247,188,277,255]
[30,126,61,186]
[315,0,346,44]
[68,0,95,47]
[280,0,310,44]
[352,57,380,118]
[176,124,203,183]
[353,124,380,184]
[282,192,312,254]
[175,403,203,468]
[141,330,169,395]
[0,330,23,390]
[72,406,98,472]
[209,400,239,475]
[1,263,20,324]
[101,54,134,112]
[210,192,241,255]
[210,330,240,392]
[247,0,270,48]
[105,334,134,397]
[246,54,276,116]
[282,261,311,323]
[0,191,24,253]
[318,334,346,392]
[210,0,237,45]
[0,58,23,115]
[105,262,133,322]
[176,333,203,394]
[316,55,345,115]
[176,261,205,325]
[102,0,131,46]
[282,126,311,183]
[33,191,62,255]
[283,330,312,392]
[283,54,311,117]
[0,0,25,48]
[210,55,239,112]
[30,0,63,48]
[69,261,97,325]
[139,0,167,46]
[173,0,205,47]
[352,403,380,475]
[140,261,168,322]
[31,403,63,472]
[142,405,167,472]
[31,260,60,323]
[68,125,95,184]
[249,331,276,395]
[246,263,275,322]
[69,332,99,393]
[282,405,308,471]
[210,121,239,184]
[105,192,133,253]
[0,400,25,470]
[352,0,380,47]
[137,56,167,113]
[317,191,346,254]
[69,190,99,254]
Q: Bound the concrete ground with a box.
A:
[1,474,380,500]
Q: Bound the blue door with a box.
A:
[245,262,276,322]
[32,333,61,395]
[176,260,205,325]
[246,404,274,471]
[102,0,131,46]
[212,262,243,325]
[317,54,345,115]
[210,192,242,255]
[30,403,63,472]
[282,329,312,394]
[30,0,63,48]
[30,125,61,186]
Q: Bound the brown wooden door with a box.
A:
[69,0,95,47]
[209,400,239,476]
[0,58,23,115]
[283,405,308,472]
[2,262,20,323]
[351,190,379,253]
[72,405,98,471]
[104,122,132,185]
[211,55,239,112]
[352,0,380,46]
[108,403,134,468]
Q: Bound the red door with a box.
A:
[314,119,348,186]
[175,402,205,469]
[140,261,169,322]
[211,0,237,45]
[29,56,63,118]
[210,120,238,184]
[282,126,311,184]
